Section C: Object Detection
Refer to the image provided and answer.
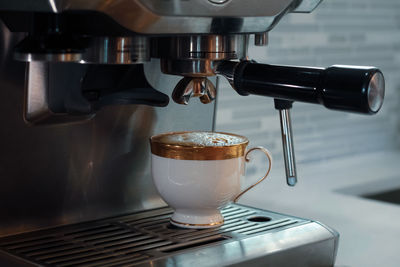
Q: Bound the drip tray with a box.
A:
[0,204,338,267]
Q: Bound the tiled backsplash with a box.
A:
[215,0,400,175]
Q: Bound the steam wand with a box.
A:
[274,99,297,186]
[215,60,385,187]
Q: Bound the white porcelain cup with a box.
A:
[150,131,272,229]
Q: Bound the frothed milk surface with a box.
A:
[150,131,249,160]
[153,132,248,147]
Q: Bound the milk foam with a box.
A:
[158,132,247,147]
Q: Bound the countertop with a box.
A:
[240,150,400,267]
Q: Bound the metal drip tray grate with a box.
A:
[0,204,306,267]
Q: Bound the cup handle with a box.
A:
[233,146,273,203]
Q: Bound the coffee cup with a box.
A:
[150,131,272,228]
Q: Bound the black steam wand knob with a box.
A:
[274,99,297,186]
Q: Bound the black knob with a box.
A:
[232,61,385,114]
[321,65,384,114]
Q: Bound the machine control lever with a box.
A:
[275,99,297,186]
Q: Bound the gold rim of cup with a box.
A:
[150,131,249,160]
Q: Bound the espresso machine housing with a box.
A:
[0,0,385,266]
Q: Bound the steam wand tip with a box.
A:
[287,176,297,186]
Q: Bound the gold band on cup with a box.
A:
[150,131,249,160]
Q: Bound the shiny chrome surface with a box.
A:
[161,59,218,78]
[81,37,150,64]
[172,77,216,105]
[292,0,322,13]
[155,35,247,61]
[158,35,247,77]
[0,0,322,34]
[158,35,246,105]
[24,61,94,124]
[16,37,150,64]
[0,22,215,237]
[255,32,268,46]
[0,204,339,267]
[208,0,230,4]
[278,109,297,186]
[15,52,83,63]
[24,62,49,121]
[368,71,385,113]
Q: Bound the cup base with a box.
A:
[170,209,224,229]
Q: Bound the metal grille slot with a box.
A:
[0,204,307,266]
[159,236,228,253]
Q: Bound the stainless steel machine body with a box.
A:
[0,0,385,265]
[0,204,339,267]
[0,21,215,237]
[0,0,321,34]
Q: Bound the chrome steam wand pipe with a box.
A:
[275,99,297,186]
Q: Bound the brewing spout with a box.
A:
[172,77,216,105]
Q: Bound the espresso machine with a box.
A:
[0,0,385,266]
